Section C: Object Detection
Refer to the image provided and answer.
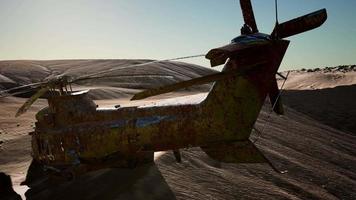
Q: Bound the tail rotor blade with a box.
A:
[15,87,49,117]
[272,9,327,39]
[240,0,258,33]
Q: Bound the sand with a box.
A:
[280,68,356,90]
[278,67,356,135]
[1,60,356,199]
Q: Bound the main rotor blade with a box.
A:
[240,0,258,33]
[15,87,49,117]
[131,62,265,101]
[73,54,205,81]
[0,81,45,95]
[272,9,327,39]
[73,74,174,83]
[0,88,38,98]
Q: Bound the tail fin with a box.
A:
[201,140,287,173]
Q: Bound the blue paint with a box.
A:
[67,149,81,165]
[110,119,127,128]
[231,33,270,44]
[136,115,176,128]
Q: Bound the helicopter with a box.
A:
[0,0,327,180]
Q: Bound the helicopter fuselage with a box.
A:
[31,36,289,175]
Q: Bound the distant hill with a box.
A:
[279,65,356,90]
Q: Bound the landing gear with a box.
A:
[173,150,182,163]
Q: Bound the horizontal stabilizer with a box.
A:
[272,9,327,39]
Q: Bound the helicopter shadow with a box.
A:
[24,161,177,200]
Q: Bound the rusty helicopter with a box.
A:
[0,0,327,180]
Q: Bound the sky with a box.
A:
[0,0,355,70]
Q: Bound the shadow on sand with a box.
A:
[24,161,176,200]
[283,84,356,135]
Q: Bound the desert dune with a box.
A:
[1,60,355,199]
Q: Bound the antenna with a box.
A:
[273,0,280,39]
[275,0,279,24]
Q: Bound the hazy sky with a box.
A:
[0,0,355,70]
